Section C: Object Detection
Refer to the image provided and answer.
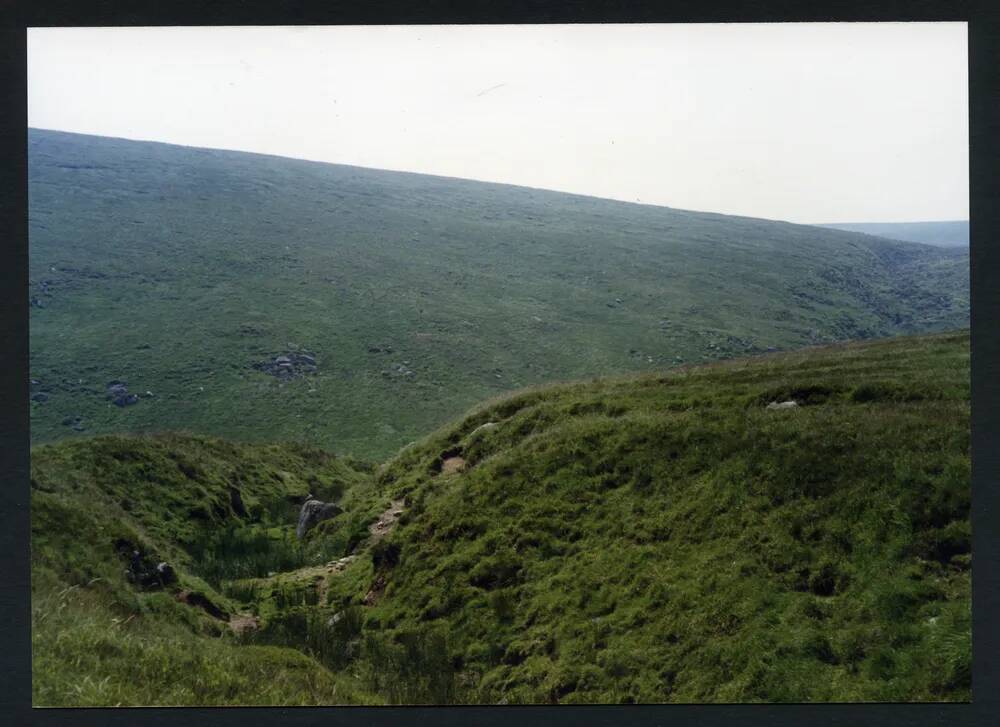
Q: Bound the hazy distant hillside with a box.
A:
[818,221,969,248]
[28,129,969,457]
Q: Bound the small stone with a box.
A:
[766,400,799,411]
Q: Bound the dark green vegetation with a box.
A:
[30,433,386,705]
[818,221,969,248]
[29,129,968,458]
[32,331,970,705]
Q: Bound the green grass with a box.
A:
[340,330,971,703]
[32,567,380,707]
[30,432,383,706]
[28,129,968,459]
[31,331,970,705]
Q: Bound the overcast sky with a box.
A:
[28,23,968,224]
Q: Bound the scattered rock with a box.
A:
[326,555,357,574]
[254,350,319,380]
[382,362,415,379]
[296,497,343,538]
[105,380,141,408]
[766,400,799,410]
[116,539,176,590]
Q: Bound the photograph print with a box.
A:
[27,22,970,705]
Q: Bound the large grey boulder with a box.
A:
[296,497,343,538]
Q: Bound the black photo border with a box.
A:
[1,2,997,726]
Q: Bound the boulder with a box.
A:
[155,562,177,586]
[766,400,799,410]
[296,498,343,538]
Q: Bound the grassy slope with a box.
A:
[30,433,383,706]
[818,221,969,248]
[29,129,969,458]
[31,331,970,704]
[350,330,971,703]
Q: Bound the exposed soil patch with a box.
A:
[441,456,467,475]
[228,614,260,635]
[430,447,464,475]
[368,499,405,542]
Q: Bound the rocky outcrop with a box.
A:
[106,380,141,407]
[115,538,176,589]
[296,497,343,538]
[254,351,318,381]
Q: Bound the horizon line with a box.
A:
[28,126,968,228]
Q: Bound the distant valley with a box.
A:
[816,220,969,248]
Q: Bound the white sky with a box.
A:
[27,23,968,224]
